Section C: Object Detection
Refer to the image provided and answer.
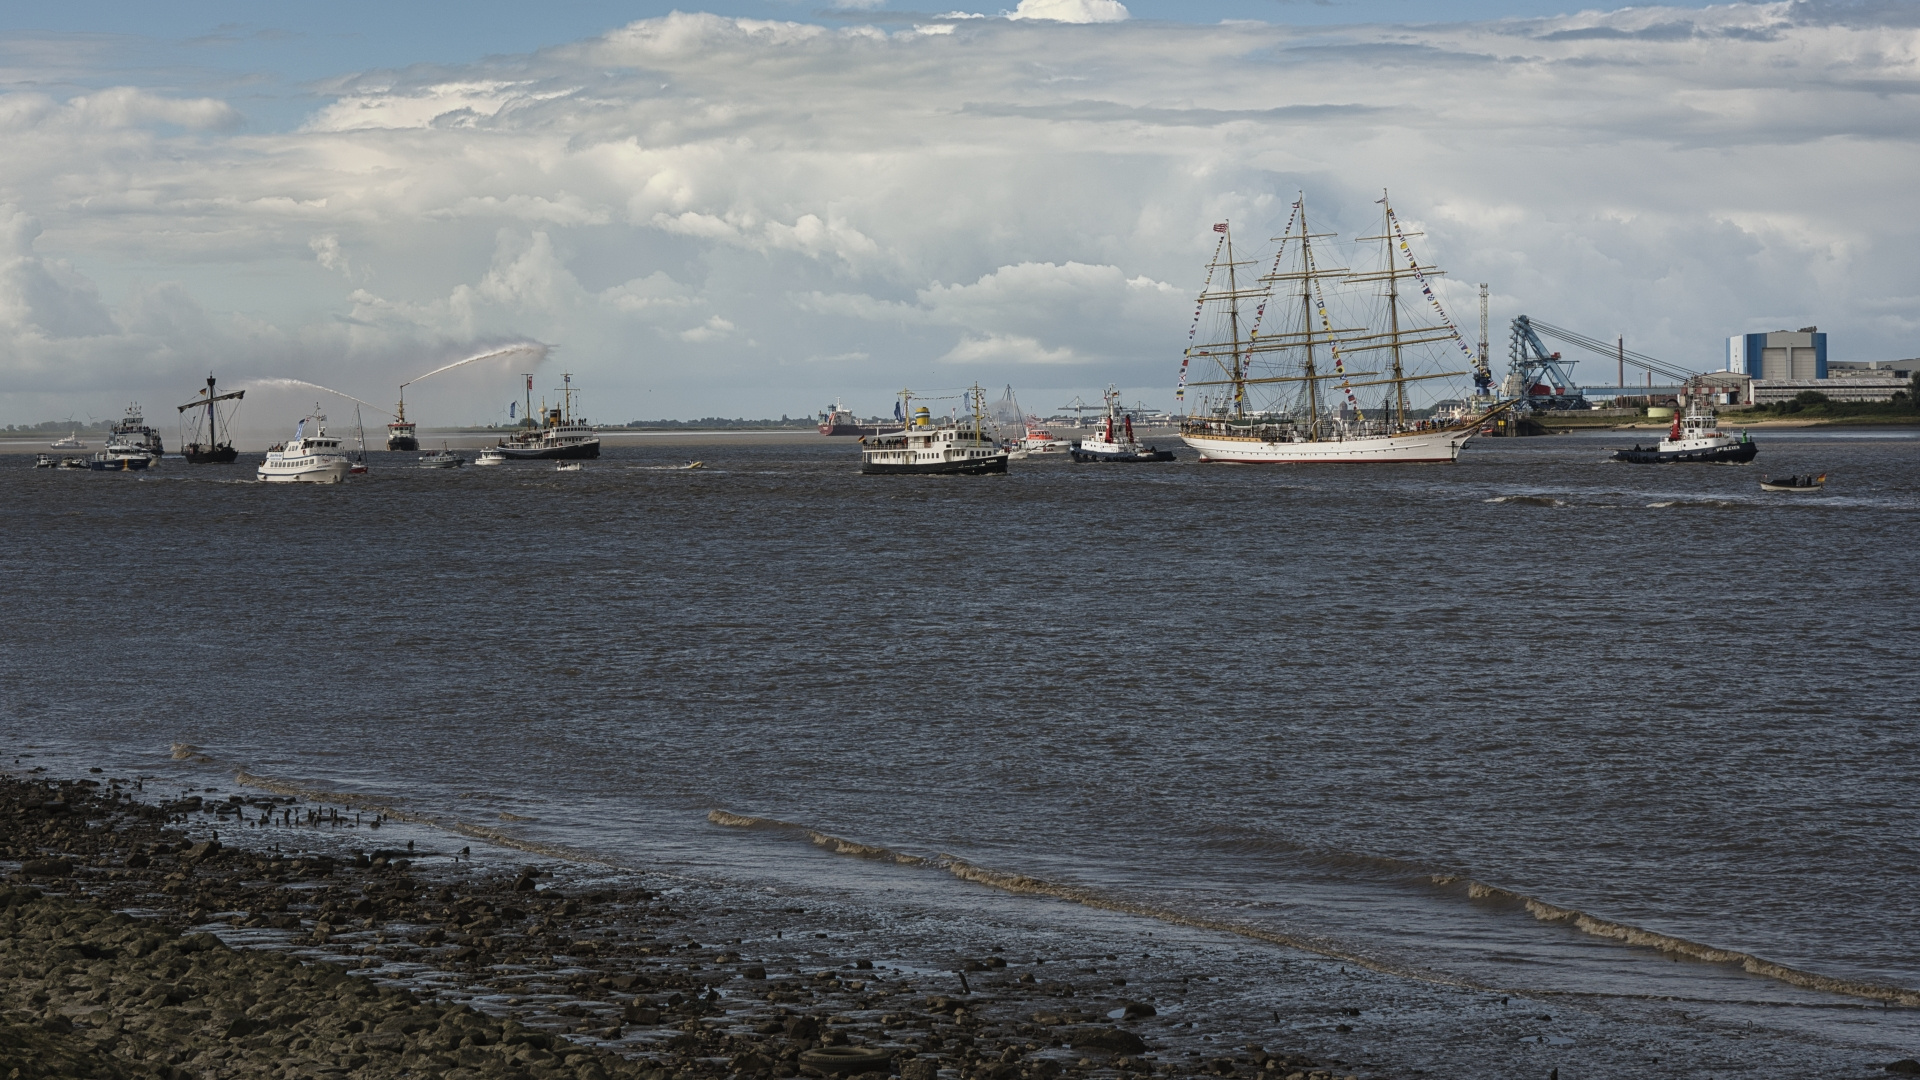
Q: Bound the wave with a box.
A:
[704,808,1920,1008]
[703,810,928,865]
[707,808,1484,990]
[1483,495,1566,507]
[1646,499,1740,509]
[1431,876,1920,1007]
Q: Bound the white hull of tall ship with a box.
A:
[1182,424,1473,464]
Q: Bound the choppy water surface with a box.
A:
[4,429,1918,1077]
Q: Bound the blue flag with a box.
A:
[894,400,904,421]
[509,402,516,419]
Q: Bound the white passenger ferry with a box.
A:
[860,388,1009,475]
[258,414,353,484]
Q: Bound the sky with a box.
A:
[2,0,1917,428]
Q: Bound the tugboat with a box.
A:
[494,373,600,459]
[818,399,883,437]
[1611,403,1757,464]
[386,395,419,452]
[859,387,1009,475]
[176,374,244,463]
[258,413,353,483]
[1071,386,1176,463]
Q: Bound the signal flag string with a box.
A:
[1176,230,1230,402]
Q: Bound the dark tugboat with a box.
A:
[387,393,419,451]
[176,374,244,463]
[1611,403,1757,464]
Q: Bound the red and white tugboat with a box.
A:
[1611,404,1757,464]
[1071,385,1175,463]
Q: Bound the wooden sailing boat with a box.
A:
[177,374,244,463]
[1177,193,1507,463]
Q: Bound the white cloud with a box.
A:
[680,315,737,342]
[1006,0,1129,24]
[2,6,1920,423]
[941,332,1082,365]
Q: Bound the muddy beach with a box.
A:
[1,771,1372,1080]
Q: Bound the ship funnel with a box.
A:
[914,405,932,428]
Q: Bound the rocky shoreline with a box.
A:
[1,771,1370,1080]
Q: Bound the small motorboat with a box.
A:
[418,445,465,469]
[554,460,583,472]
[474,448,506,467]
[1760,473,1826,492]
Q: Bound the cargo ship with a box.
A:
[818,399,883,437]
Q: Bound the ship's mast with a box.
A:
[1298,205,1322,440]
[1184,225,1263,423]
[522,374,533,430]
[1341,192,1470,427]
[1383,200,1408,425]
[1223,228,1245,421]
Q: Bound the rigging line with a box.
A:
[1177,232,1229,402]
[1303,236,1365,424]
[1385,204,1478,370]
[1242,200,1301,346]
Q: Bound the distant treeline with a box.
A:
[5,420,111,432]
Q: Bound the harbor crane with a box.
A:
[1507,316,1698,412]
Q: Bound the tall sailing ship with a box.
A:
[176,374,244,463]
[1177,193,1505,464]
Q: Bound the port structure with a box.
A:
[1507,316,1697,411]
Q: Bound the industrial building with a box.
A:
[1727,328,1827,380]
[1749,377,1910,405]
[1827,359,1916,380]
[1724,327,1915,404]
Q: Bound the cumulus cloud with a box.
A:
[1006,0,1130,23]
[2,5,1919,424]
